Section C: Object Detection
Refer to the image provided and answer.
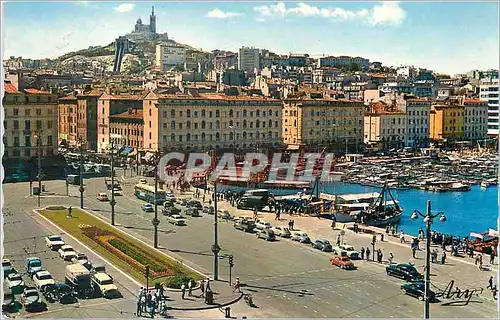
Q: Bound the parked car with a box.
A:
[401,281,436,301]
[330,256,356,270]
[167,214,186,226]
[90,264,106,275]
[234,219,256,233]
[6,273,25,294]
[25,257,43,277]
[257,229,276,241]
[71,253,89,265]
[2,290,15,313]
[141,203,154,212]
[112,187,122,196]
[291,231,311,243]
[3,259,16,278]
[44,282,78,304]
[163,205,180,216]
[270,226,291,238]
[332,244,360,259]
[386,264,423,281]
[312,239,333,252]
[96,192,109,201]
[185,208,200,217]
[33,270,55,292]
[92,273,120,299]
[20,287,46,312]
[186,200,202,209]
[254,219,272,230]
[58,245,77,261]
[165,192,176,201]
[45,235,65,250]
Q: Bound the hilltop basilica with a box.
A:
[125,6,168,41]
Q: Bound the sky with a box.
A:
[2,1,499,75]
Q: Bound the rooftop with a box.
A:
[111,109,143,120]
[4,80,18,93]
[99,93,144,100]
[24,88,51,95]
[158,93,280,102]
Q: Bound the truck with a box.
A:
[65,263,93,298]
[236,195,269,211]
[104,178,121,190]
[66,175,81,186]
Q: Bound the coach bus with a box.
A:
[134,184,167,204]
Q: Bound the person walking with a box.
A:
[141,293,147,314]
[493,286,498,300]
[487,276,494,289]
[490,252,495,265]
[136,297,142,317]
[336,234,341,246]
[233,277,241,293]
[441,250,447,265]
[412,246,417,259]
[366,247,371,261]
[388,253,394,264]
[360,247,365,260]
[478,254,483,270]
[188,279,193,297]
[181,283,186,299]
[200,279,205,298]
[399,231,405,244]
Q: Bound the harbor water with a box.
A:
[323,182,499,237]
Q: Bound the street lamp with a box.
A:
[109,134,122,226]
[152,150,161,248]
[209,149,220,280]
[410,200,447,319]
[78,137,85,209]
[33,132,42,207]
[229,125,236,156]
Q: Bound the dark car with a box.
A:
[234,219,256,233]
[186,200,202,209]
[44,283,78,304]
[2,290,15,313]
[185,208,201,217]
[20,287,47,312]
[386,263,423,281]
[162,205,180,216]
[312,239,333,252]
[2,259,16,279]
[401,281,436,302]
[257,229,276,241]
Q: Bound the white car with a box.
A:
[165,192,176,200]
[254,219,272,230]
[33,270,55,292]
[6,273,25,291]
[58,245,77,261]
[45,235,65,250]
[333,244,360,259]
[167,214,186,226]
[71,253,89,265]
[92,273,120,299]
[271,226,292,238]
[112,188,123,196]
[291,231,311,243]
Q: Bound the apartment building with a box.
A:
[282,97,364,151]
[429,104,465,142]
[404,98,431,147]
[97,94,144,153]
[143,92,282,152]
[479,77,499,136]
[238,47,260,72]
[156,44,186,71]
[3,81,58,160]
[463,99,488,141]
[318,56,370,71]
[110,108,144,150]
[364,111,407,150]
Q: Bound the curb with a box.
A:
[168,292,244,311]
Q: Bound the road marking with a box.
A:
[313,310,318,313]
[366,293,370,296]
[326,301,331,305]
[300,271,306,274]
[338,293,343,297]
[336,305,340,309]
[303,306,308,309]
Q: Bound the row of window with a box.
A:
[160,131,279,143]
[3,135,54,147]
[6,95,54,103]
[408,110,429,116]
[110,127,143,137]
[157,109,281,119]
[156,119,280,131]
[4,148,54,158]
[4,120,54,130]
[8,108,54,116]
[111,138,143,148]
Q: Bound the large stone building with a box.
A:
[125,6,168,41]
[364,101,407,150]
[156,44,186,71]
[238,47,260,73]
[317,55,370,71]
[403,98,431,147]
[282,97,364,151]
[429,104,465,142]
[3,81,58,160]
[463,99,488,141]
[143,92,282,152]
[58,90,100,150]
[97,94,144,153]
[479,77,499,136]
[110,108,144,151]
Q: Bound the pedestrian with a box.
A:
[149,300,155,318]
[200,279,205,298]
[490,252,495,265]
[331,220,336,230]
[160,299,168,317]
[360,247,365,260]
[188,279,193,296]
[366,247,371,261]
[181,283,186,299]
[146,291,152,309]
[336,234,341,246]
[493,286,498,300]
[441,250,446,265]
[292,220,295,230]
[233,277,241,293]
[399,231,405,243]
[68,206,73,218]
[206,279,212,292]
[378,250,383,263]
[478,255,483,270]
[159,282,165,300]
[388,253,394,264]
[487,276,494,289]
[136,297,142,316]
[141,293,147,313]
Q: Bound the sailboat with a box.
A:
[362,181,403,227]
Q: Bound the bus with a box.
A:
[134,184,167,204]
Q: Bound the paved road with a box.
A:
[3,176,497,318]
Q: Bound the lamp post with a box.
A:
[109,134,121,226]
[153,150,160,248]
[78,137,85,209]
[211,159,220,280]
[411,200,447,320]
[34,132,42,207]
[229,125,236,156]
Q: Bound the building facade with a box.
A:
[110,109,144,150]
[479,77,499,136]
[364,112,407,150]
[282,98,364,151]
[156,44,186,71]
[463,99,488,141]
[429,104,465,142]
[317,56,370,71]
[97,94,144,153]
[404,99,431,147]
[3,81,58,160]
[143,92,282,152]
[238,47,260,72]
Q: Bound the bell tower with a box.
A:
[150,6,156,34]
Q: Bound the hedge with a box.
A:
[162,274,195,289]
[108,238,166,273]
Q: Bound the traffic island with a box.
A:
[38,207,201,288]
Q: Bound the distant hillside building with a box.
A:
[238,47,260,73]
[125,6,168,41]
[156,44,186,71]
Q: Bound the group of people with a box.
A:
[136,287,168,318]
[359,246,387,263]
